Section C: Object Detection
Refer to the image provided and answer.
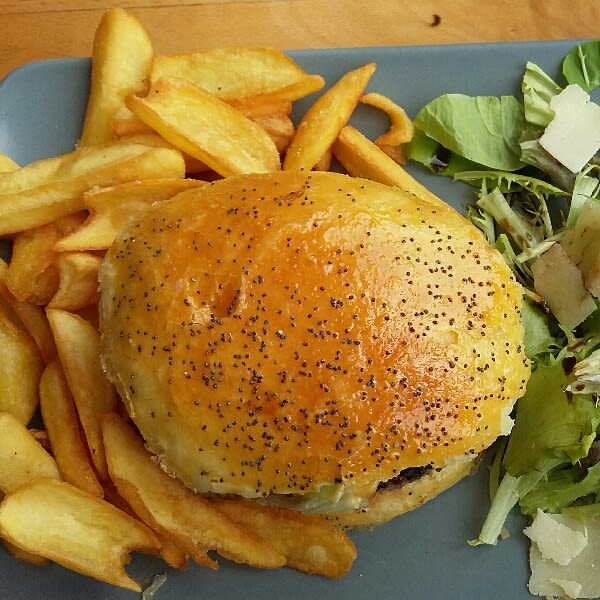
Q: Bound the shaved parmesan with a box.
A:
[539,84,600,173]
[526,511,600,598]
[524,509,587,566]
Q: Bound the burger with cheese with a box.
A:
[99,170,529,529]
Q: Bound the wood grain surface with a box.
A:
[0,0,598,80]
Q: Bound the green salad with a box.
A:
[404,40,600,599]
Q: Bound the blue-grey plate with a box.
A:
[0,40,582,600]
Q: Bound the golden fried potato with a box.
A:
[47,309,118,480]
[0,305,44,424]
[360,91,414,163]
[283,63,376,171]
[127,77,281,176]
[55,178,205,252]
[211,497,357,579]
[6,223,61,305]
[102,413,286,570]
[0,153,19,173]
[0,411,61,493]
[150,48,324,103]
[39,361,104,497]
[0,145,185,236]
[0,479,160,592]
[252,113,296,154]
[332,125,447,208]
[79,8,153,146]
[47,253,103,312]
[0,260,56,363]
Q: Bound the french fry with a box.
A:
[47,253,103,312]
[47,309,118,480]
[0,142,157,195]
[39,361,104,497]
[102,413,286,570]
[332,125,448,208]
[79,8,153,146]
[55,178,206,252]
[127,77,281,177]
[211,497,357,579]
[0,260,56,363]
[0,154,63,195]
[252,113,296,154]
[102,480,189,570]
[313,148,333,172]
[0,479,160,592]
[0,153,19,173]
[6,223,61,305]
[283,63,376,171]
[229,98,293,119]
[0,145,185,236]
[0,305,44,424]
[360,92,414,164]
[150,48,324,103]
[109,104,155,137]
[0,411,61,493]
[113,133,211,174]
[2,540,49,566]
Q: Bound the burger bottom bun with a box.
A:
[323,454,477,529]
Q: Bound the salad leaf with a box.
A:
[521,299,560,360]
[469,470,544,546]
[563,40,600,92]
[519,462,600,515]
[411,94,526,171]
[522,61,562,127]
[502,360,599,477]
[403,127,487,177]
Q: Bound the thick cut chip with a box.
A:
[332,125,448,209]
[211,497,357,579]
[0,142,159,195]
[47,309,118,480]
[0,479,160,592]
[55,178,205,252]
[6,223,61,305]
[113,133,210,174]
[102,480,189,570]
[102,413,286,570]
[127,77,281,177]
[79,8,153,146]
[283,63,376,171]
[0,305,43,424]
[150,48,324,103]
[2,539,49,566]
[0,411,61,493]
[0,145,185,236]
[39,361,104,497]
[360,92,414,163]
[252,113,296,154]
[47,253,103,312]
[0,260,56,363]
[229,97,292,119]
[0,153,19,173]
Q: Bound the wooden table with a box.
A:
[0,0,598,81]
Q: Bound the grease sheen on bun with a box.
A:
[99,171,529,526]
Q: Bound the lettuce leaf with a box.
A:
[503,360,600,477]
[563,40,600,92]
[410,94,526,171]
[522,61,562,127]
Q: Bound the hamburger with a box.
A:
[98,170,529,529]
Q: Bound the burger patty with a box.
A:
[376,465,433,492]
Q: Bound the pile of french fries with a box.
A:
[0,7,426,593]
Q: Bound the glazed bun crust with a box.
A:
[99,171,529,504]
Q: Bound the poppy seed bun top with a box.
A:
[99,171,529,504]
